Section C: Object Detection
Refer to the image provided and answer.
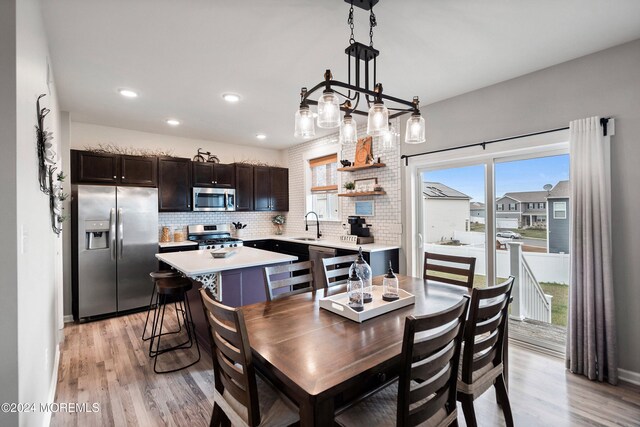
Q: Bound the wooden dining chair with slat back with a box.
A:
[457,276,514,427]
[263,260,315,301]
[321,254,357,289]
[424,252,477,289]
[336,296,470,427]
[199,289,299,427]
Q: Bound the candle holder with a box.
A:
[382,261,399,302]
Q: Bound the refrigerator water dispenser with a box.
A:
[85,220,110,250]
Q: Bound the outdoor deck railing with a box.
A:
[508,242,552,323]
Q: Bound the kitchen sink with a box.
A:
[292,237,321,241]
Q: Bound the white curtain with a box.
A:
[566,116,618,384]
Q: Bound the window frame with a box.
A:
[303,143,342,222]
[553,201,567,219]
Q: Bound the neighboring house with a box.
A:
[547,180,570,253]
[496,190,549,228]
[470,202,485,224]
[423,182,470,243]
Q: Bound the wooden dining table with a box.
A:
[241,274,484,426]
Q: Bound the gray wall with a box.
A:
[0,0,19,425]
[403,39,640,374]
[548,198,570,254]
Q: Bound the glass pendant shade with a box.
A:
[294,105,316,138]
[382,261,399,301]
[339,115,358,144]
[367,102,389,136]
[405,113,426,144]
[349,248,373,303]
[317,90,341,128]
[347,270,364,312]
[377,123,399,152]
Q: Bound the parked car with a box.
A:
[497,230,522,239]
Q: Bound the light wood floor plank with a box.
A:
[52,308,640,427]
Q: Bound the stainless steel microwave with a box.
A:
[192,188,236,212]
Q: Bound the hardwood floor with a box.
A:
[53,308,640,427]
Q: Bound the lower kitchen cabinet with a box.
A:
[270,240,309,262]
[245,239,272,250]
[336,248,399,276]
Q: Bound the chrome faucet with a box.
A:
[304,211,322,239]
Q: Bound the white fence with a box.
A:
[423,243,569,284]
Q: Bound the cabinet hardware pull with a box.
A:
[122,176,125,179]
[113,175,116,179]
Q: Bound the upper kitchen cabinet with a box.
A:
[192,162,235,188]
[254,166,289,211]
[158,157,191,211]
[234,163,254,211]
[71,150,157,187]
[119,155,157,187]
[72,150,118,184]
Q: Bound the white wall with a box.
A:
[2,0,64,426]
[70,122,286,166]
[404,39,640,375]
[0,1,19,425]
[423,198,469,243]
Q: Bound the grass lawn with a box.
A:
[540,282,569,327]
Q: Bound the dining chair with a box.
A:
[263,260,315,302]
[457,277,514,427]
[321,254,357,289]
[423,252,477,289]
[199,289,299,427]
[336,296,470,427]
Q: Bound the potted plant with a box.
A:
[272,214,286,235]
[343,181,356,193]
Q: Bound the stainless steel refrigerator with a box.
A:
[72,185,158,320]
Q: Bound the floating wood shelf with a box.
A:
[338,191,387,197]
[337,163,386,172]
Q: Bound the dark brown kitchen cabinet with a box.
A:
[254,166,289,211]
[119,155,157,186]
[158,157,191,211]
[192,162,235,188]
[234,164,254,211]
[71,150,157,187]
[72,150,118,184]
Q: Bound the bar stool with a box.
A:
[148,277,201,374]
[142,270,181,342]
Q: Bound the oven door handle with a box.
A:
[224,191,229,211]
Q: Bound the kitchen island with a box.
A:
[156,246,297,352]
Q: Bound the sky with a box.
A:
[422,154,570,203]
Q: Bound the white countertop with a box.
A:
[158,241,198,248]
[242,235,399,253]
[155,246,297,277]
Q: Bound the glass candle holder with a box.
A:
[382,261,399,301]
[347,270,364,312]
[349,247,372,303]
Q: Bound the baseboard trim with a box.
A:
[63,315,74,323]
[619,368,640,387]
[44,344,60,427]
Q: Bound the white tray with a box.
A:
[319,285,415,323]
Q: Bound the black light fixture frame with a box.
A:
[298,0,419,120]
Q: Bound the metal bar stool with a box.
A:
[148,277,201,374]
[142,270,182,342]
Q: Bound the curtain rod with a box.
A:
[400,117,610,166]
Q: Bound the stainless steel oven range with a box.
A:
[187,224,244,250]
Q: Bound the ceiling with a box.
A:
[42,0,640,149]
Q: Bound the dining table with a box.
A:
[241,274,506,426]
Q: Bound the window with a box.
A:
[553,201,567,219]
[538,202,545,209]
[528,203,534,209]
[509,203,517,211]
[308,153,339,221]
[497,204,504,211]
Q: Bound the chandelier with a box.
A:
[294,0,425,145]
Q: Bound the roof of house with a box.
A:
[423,182,470,200]
[547,180,569,198]
[497,191,549,203]
[470,202,485,210]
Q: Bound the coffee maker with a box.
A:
[346,216,374,244]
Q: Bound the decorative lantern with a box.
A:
[349,247,372,303]
[382,261,399,301]
[347,269,364,312]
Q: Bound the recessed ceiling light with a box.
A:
[256,133,267,140]
[166,119,181,126]
[118,89,138,98]
[222,93,241,103]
